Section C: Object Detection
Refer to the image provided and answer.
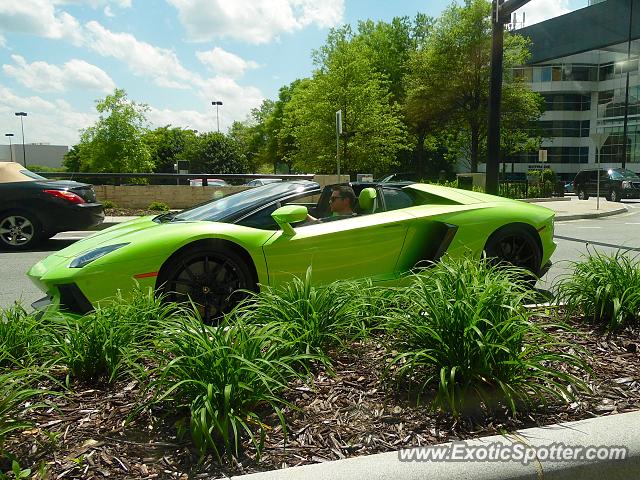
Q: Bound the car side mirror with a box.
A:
[271,205,308,236]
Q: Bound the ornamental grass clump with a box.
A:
[0,304,53,368]
[233,267,371,360]
[149,313,313,461]
[556,250,640,332]
[51,289,173,384]
[386,256,585,418]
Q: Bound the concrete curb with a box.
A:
[232,411,640,480]
[520,197,572,203]
[555,206,628,222]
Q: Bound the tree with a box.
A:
[77,89,153,173]
[183,132,248,174]
[404,0,544,173]
[281,29,409,175]
[62,145,82,172]
[143,126,197,173]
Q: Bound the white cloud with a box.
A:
[104,6,115,17]
[0,0,83,45]
[167,0,344,44]
[0,84,97,145]
[196,47,259,78]
[3,55,115,93]
[517,0,571,27]
[84,20,197,89]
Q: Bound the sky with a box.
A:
[0,0,587,147]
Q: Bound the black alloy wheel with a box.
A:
[484,226,541,277]
[0,211,42,250]
[158,246,256,323]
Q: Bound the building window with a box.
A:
[542,93,590,111]
[538,120,590,137]
[506,147,588,164]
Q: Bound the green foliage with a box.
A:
[528,168,557,185]
[0,369,45,451]
[404,0,543,173]
[101,200,117,209]
[50,290,170,384]
[26,165,66,173]
[386,256,586,417]
[143,126,197,174]
[234,268,372,359]
[147,201,169,212]
[556,250,640,332]
[62,145,82,172]
[0,304,52,367]
[183,132,248,175]
[77,89,153,173]
[149,314,312,460]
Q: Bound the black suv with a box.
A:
[573,168,640,202]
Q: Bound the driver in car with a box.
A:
[307,185,357,223]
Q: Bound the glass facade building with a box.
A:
[500,0,640,180]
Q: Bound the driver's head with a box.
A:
[329,185,356,215]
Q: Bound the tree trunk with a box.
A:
[470,124,479,173]
[414,128,427,179]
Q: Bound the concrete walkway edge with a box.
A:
[232,411,640,480]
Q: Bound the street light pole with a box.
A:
[211,101,223,133]
[14,112,27,167]
[5,133,14,162]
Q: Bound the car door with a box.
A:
[261,210,412,287]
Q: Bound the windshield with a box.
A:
[610,169,640,180]
[172,181,317,222]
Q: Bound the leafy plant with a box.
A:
[50,289,172,384]
[0,304,52,367]
[386,256,586,417]
[234,268,370,359]
[556,250,640,332]
[101,200,117,209]
[147,201,169,211]
[149,313,312,461]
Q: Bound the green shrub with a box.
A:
[148,201,169,211]
[101,200,117,209]
[0,304,52,367]
[149,314,312,461]
[50,290,173,384]
[386,256,585,417]
[556,250,640,332]
[234,268,371,359]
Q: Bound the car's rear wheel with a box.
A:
[0,211,42,250]
[484,225,541,278]
[577,188,589,200]
[157,245,256,323]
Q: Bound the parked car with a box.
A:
[573,167,640,202]
[245,178,282,187]
[189,178,229,187]
[29,180,556,321]
[0,162,104,250]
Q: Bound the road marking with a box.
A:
[554,235,640,251]
[576,226,602,229]
[625,222,640,225]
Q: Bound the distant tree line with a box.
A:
[65,0,544,179]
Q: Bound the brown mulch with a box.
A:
[2,315,639,479]
[104,208,165,217]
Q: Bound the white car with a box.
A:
[189,178,229,187]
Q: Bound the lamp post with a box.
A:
[14,112,27,167]
[211,101,223,133]
[4,133,14,162]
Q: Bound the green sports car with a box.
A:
[28,181,556,321]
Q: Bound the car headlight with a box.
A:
[622,181,632,189]
[69,243,129,268]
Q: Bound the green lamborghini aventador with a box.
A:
[28,181,556,321]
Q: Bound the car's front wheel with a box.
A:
[157,244,257,323]
[577,188,589,200]
[484,225,542,278]
[609,189,621,202]
[0,210,43,250]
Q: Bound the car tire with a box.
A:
[609,189,620,202]
[484,225,542,278]
[157,243,257,323]
[577,188,589,200]
[0,210,43,251]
